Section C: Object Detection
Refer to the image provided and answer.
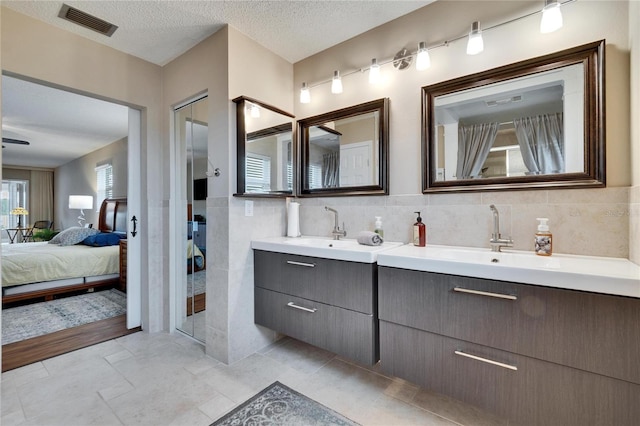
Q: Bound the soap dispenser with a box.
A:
[413,212,426,247]
[374,216,384,238]
[535,218,552,256]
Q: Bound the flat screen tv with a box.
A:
[194,178,207,200]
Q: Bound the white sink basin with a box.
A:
[251,236,403,263]
[377,244,640,298]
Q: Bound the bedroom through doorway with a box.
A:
[1,74,142,371]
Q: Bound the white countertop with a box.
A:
[376,244,640,298]
[251,236,403,263]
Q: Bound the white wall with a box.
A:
[292,0,632,259]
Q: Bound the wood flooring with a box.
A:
[2,314,141,372]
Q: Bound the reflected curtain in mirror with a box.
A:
[422,40,604,192]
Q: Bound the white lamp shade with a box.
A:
[331,70,343,94]
[416,43,431,70]
[300,83,311,103]
[69,195,93,210]
[466,21,484,55]
[369,59,381,84]
[540,1,563,33]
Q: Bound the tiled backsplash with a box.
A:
[297,187,630,259]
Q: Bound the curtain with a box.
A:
[456,122,499,179]
[322,152,340,188]
[29,170,54,225]
[514,113,564,174]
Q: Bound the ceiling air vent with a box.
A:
[58,4,118,37]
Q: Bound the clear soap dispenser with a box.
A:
[535,218,552,256]
[374,216,384,238]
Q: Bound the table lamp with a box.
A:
[69,195,93,227]
[10,207,28,228]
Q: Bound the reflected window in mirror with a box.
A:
[299,98,389,197]
[423,40,604,192]
[233,96,295,197]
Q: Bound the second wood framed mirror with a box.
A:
[298,98,389,197]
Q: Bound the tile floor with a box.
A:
[1,332,507,425]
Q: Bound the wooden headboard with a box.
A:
[98,198,128,236]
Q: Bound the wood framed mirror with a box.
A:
[298,98,389,197]
[233,96,295,197]
[422,40,605,192]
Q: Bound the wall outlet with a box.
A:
[245,200,254,217]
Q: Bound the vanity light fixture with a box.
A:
[415,42,431,70]
[331,70,343,94]
[540,0,563,33]
[369,59,381,84]
[300,82,311,104]
[466,21,484,55]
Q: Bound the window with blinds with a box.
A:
[246,154,271,192]
[96,163,113,209]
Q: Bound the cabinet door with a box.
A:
[380,321,640,426]
[255,287,376,365]
[254,250,375,314]
[379,267,640,384]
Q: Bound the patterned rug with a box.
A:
[2,289,127,345]
[212,381,360,426]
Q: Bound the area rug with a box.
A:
[2,289,126,345]
[212,381,360,426]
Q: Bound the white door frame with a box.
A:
[127,108,142,329]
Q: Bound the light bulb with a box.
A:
[466,21,484,55]
[331,70,343,94]
[416,42,431,70]
[540,0,563,33]
[300,82,311,104]
[369,59,381,84]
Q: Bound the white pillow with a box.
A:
[49,227,100,246]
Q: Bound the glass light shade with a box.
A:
[69,195,93,210]
[466,21,484,55]
[331,70,343,94]
[540,0,563,33]
[10,207,29,216]
[300,82,311,104]
[416,42,431,70]
[369,59,381,84]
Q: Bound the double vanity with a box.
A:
[251,236,640,425]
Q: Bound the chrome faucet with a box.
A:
[325,206,347,240]
[489,204,513,252]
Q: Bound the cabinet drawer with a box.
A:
[379,267,640,384]
[255,287,377,365]
[254,250,375,314]
[380,321,640,426]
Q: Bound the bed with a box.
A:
[2,198,127,305]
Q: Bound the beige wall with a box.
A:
[55,138,128,229]
[1,7,164,331]
[293,0,633,259]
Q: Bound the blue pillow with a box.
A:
[82,232,122,247]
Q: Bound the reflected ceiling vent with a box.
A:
[58,4,118,37]
[486,95,523,107]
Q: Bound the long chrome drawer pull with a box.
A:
[286,260,316,268]
[454,350,518,371]
[286,302,317,313]
[453,287,517,300]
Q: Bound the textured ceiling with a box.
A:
[2,0,433,168]
[2,0,433,65]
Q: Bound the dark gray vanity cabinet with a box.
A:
[254,250,377,365]
[378,267,640,425]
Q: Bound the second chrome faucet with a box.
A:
[489,205,513,252]
[325,206,347,240]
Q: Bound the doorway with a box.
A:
[173,95,208,343]
[1,75,142,369]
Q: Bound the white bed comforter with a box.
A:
[2,242,120,287]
